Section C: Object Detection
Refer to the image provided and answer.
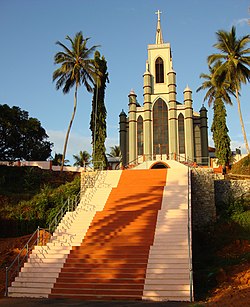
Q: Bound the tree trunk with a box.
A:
[236,88,250,154]
[60,85,78,171]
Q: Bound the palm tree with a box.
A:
[208,26,250,154]
[53,32,99,171]
[197,61,233,107]
[52,153,69,166]
[73,150,91,167]
[107,145,121,158]
[197,61,233,167]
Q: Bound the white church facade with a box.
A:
[119,11,209,167]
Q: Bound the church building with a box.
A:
[119,11,209,167]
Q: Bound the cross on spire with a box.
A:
[155,10,163,44]
[155,10,162,21]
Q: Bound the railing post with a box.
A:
[37,226,40,245]
[5,267,8,296]
[26,244,29,262]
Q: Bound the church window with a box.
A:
[153,99,168,155]
[137,116,143,156]
[178,114,185,154]
[155,57,164,83]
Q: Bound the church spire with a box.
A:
[155,10,163,44]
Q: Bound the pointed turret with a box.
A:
[155,10,163,44]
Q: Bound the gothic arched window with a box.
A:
[137,116,143,155]
[153,98,168,155]
[178,113,185,154]
[155,57,164,83]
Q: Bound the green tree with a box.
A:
[73,150,90,167]
[208,26,250,154]
[107,146,121,158]
[53,32,99,171]
[211,98,231,167]
[90,51,108,169]
[197,61,233,167]
[52,153,69,166]
[0,104,53,161]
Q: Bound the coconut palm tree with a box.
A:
[207,26,250,154]
[197,61,233,167]
[197,61,233,107]
[107,145,121,158]
[53,32,99,171]
[52,153,69,166]
[73,150,91,167]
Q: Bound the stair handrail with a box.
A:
[48,192,81,234]
[49,166,104,233]
[5,226,47,296]
[187,166,193,302]
[125,153,210,169]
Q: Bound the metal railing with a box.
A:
[125,153,210,169]
[83,160,104,171]
[5,163,106,297]
[187,166,193,302]
[48,192,80,234]
[5,227,48,296]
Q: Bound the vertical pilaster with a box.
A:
[200,105,209,165]
[184,86,194,161]
[168,69,177,158]
[143,64,152,160]
[128,90,137,163]
[119,110,127,167]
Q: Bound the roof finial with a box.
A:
[155,10,163,44]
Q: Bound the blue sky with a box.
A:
[0,0,249,164]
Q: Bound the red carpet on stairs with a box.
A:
[49,169,167,300]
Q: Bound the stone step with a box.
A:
[11,282,54,289]
[8,292,48,298]
[25,263,64,268]
[8,287,50,294]
[21,267,62,273]
[15,276,56,283]
[19,272,59,278]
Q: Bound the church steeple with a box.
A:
[155,10,163,44]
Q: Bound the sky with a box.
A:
[0,0,249,164]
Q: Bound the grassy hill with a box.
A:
[230,154,250,176]
[0,166,80,237]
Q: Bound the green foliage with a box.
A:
[73,150,91,167]
[90,51,108,169]
[0,104,53,161]
[52,153,69,166]
[211,98,231,166]
[193,191,250,300]
[197,61,232,167]
[108,145,121,158]
[53,32,99,169]
[208,26,250,153]
[230,154,250,175]
[1,175,80,236]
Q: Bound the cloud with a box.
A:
[48,129,92,163]
[234,18,249,26]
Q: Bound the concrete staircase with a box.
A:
[49,169,168,300]
[8,164,193,302]
[8,170,122,298]
[143,163,192,301]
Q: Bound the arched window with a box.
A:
[137,116,143,155]
[155,57,164,83]
[178,113,185,154]
[153,98,168,155]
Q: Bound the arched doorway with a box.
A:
[150,162,169,169]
